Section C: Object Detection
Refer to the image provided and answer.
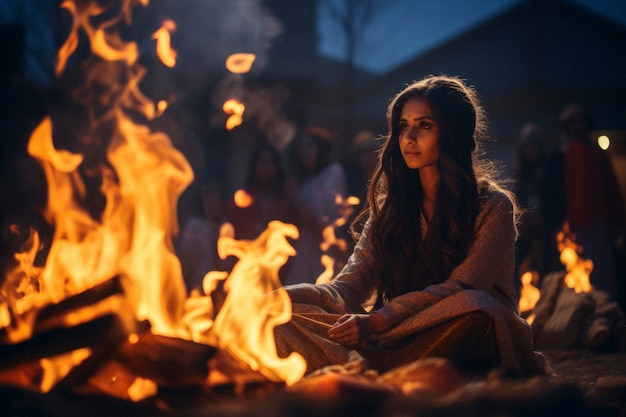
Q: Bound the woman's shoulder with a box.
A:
[479,186,515,214]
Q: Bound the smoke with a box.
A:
[147,0,295,148]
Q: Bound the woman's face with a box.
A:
[398,97,440,171]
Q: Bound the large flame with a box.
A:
[1,0,312,394]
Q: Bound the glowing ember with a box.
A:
[233,189,254,208]
[223,99,245,130]
[225,53,256,74]
[152,19,177,68]
[156,99,168,113]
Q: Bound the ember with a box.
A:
[222,98,245,130]
[152,19,177,68]
[225,52,257,74]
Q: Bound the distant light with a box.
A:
[597,135,610,150]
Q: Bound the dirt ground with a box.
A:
[542,348,626,415]
[1,347,625,416]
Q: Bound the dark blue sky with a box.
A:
[317,0,626,74]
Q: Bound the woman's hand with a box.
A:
[327,312,390,346]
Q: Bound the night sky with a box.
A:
[317,0,626,74]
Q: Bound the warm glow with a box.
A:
[557,223,594,293]
[597,135,610,150]
[225,53,256,74]
[127,377,158,402]
[152,19,177,68]
[233,189,254,208]
[40,348,92,393]
[518,271,540,324]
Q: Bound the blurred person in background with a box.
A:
[227,140,294,240]
[176,180,228,293]
[512,123,546,292]
[558,105,625,300]
[282,126,348,285]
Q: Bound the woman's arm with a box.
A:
[286,215,379,313]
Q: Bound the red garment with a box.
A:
[565,139,625,232]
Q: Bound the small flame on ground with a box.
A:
[152,19,177,68]
[225,53,256,74]
[519,223,595,324]
[518,271,540,324]
[557,222,594,293]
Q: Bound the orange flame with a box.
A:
[223,99,245,130]
[518,271,540,324]
[152,19,177,68]
[225,53,256,74]
[3,0,315,394]
[56,0,143,76]
[0,227,43,341]
[557,223,594,293]
[22,0,194,339]
[314,194,359,284]
[7,0,194,394]
[183,222,306,385]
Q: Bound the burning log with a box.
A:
[117,331,215,388]
[0,276,137,368]
[0,274,217,402]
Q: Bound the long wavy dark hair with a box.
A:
[352,75,519,308]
